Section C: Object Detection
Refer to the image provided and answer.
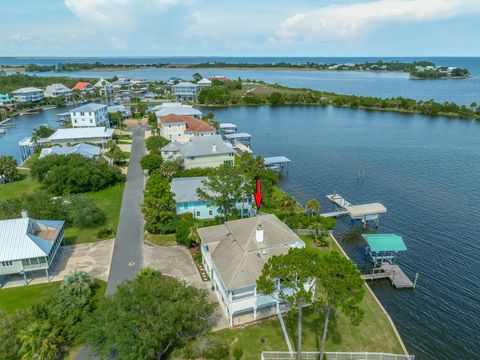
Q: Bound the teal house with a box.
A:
[0,93,15,106]
[171,177,253,219]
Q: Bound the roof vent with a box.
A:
[256,224,264,243]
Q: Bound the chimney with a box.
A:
[256,224,264,243]
[212,143,217,152]
[21,210,28,219]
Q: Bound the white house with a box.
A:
[69,103,109,128]
[197,78,212,89]
[172,82,198,101]
[198,214,307,326]
[94,78,114,96]
[107,104,132,119]
[44,83,73,99]
[0,215,64,285]
[11,87,44,103]
[161,135,234,169]
[111,77,132,91]
[46,127,114,146]
[159,114,215,142]
[171,177,253,219]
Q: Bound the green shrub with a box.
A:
[233,347,244,360]
[182,335,230,360]
[30,154,124,195]
[96,227,115,239]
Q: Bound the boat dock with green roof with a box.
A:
[361,234,414,289]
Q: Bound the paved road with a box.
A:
[76,127,146,359]
[106,126,146,295]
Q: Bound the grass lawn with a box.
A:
[0,174,124,245]
[64,182,125,245]
[214,234,404,358]
[0,173,41,201]
[145,233,177,246]
[0,279,107,314]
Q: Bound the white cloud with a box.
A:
[270,0,480,45]
[11,34,31,41]
[65,0,180,28]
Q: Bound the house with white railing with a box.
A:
[198,214,307,326]
[0,213,64,286]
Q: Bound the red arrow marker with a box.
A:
[254,178,262,209]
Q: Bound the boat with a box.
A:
[0,128,5,134]
[42,106,57,110]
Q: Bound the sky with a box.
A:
[1,0,480,57]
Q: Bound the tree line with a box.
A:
[197,80,480,120]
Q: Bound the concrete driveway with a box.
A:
[143,243,203,287]
[1,240,114,289]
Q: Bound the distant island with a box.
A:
[0,60,471,79]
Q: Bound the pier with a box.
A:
[362,264,414,289]
[322,193,386,227]
[361,234,414,289]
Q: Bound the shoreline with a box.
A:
[327,232,410,355]
[277,185,409,355]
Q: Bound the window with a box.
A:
[90,119,93,123]
[196,211,200,217]
[209,210,213,216]
[1,261,13,267]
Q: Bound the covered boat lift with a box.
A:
[219,123,237,135]
[225,132,251,147]
[362,233,407,266]
[263,156,290,172]
[361,233,414,289]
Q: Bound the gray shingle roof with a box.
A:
[0,218,64,262]
[162,135,233,158]
[197,214,304,290]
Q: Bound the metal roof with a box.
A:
[264,156,291,165]
[219,123,237,129]
[155,107,203,117]
[39,143,101,159]
[171,176,208,203]
[362,234,407,252]
[0,218,64,262]
[47,127,114,141]
[70,103,107,113]
[225,132,251,139]
[197,214,304,290]
[173,82,197,87]
[12,87,42,94]
[348,203,387,217]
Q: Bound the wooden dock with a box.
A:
[320,210,349,218]
[362,263,413,289]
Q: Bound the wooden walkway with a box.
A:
[362,263,413,289]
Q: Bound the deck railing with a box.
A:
[261,352,415,360]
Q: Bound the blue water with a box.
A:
[1,57,480,105]
[199,106,480,360]
[1,57,480,359]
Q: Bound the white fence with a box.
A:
[261,352,415,360]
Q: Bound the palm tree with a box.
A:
[17,321,63,360]
[305,199,320,216]
[279,195,297,220]
[62,271,93,296]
